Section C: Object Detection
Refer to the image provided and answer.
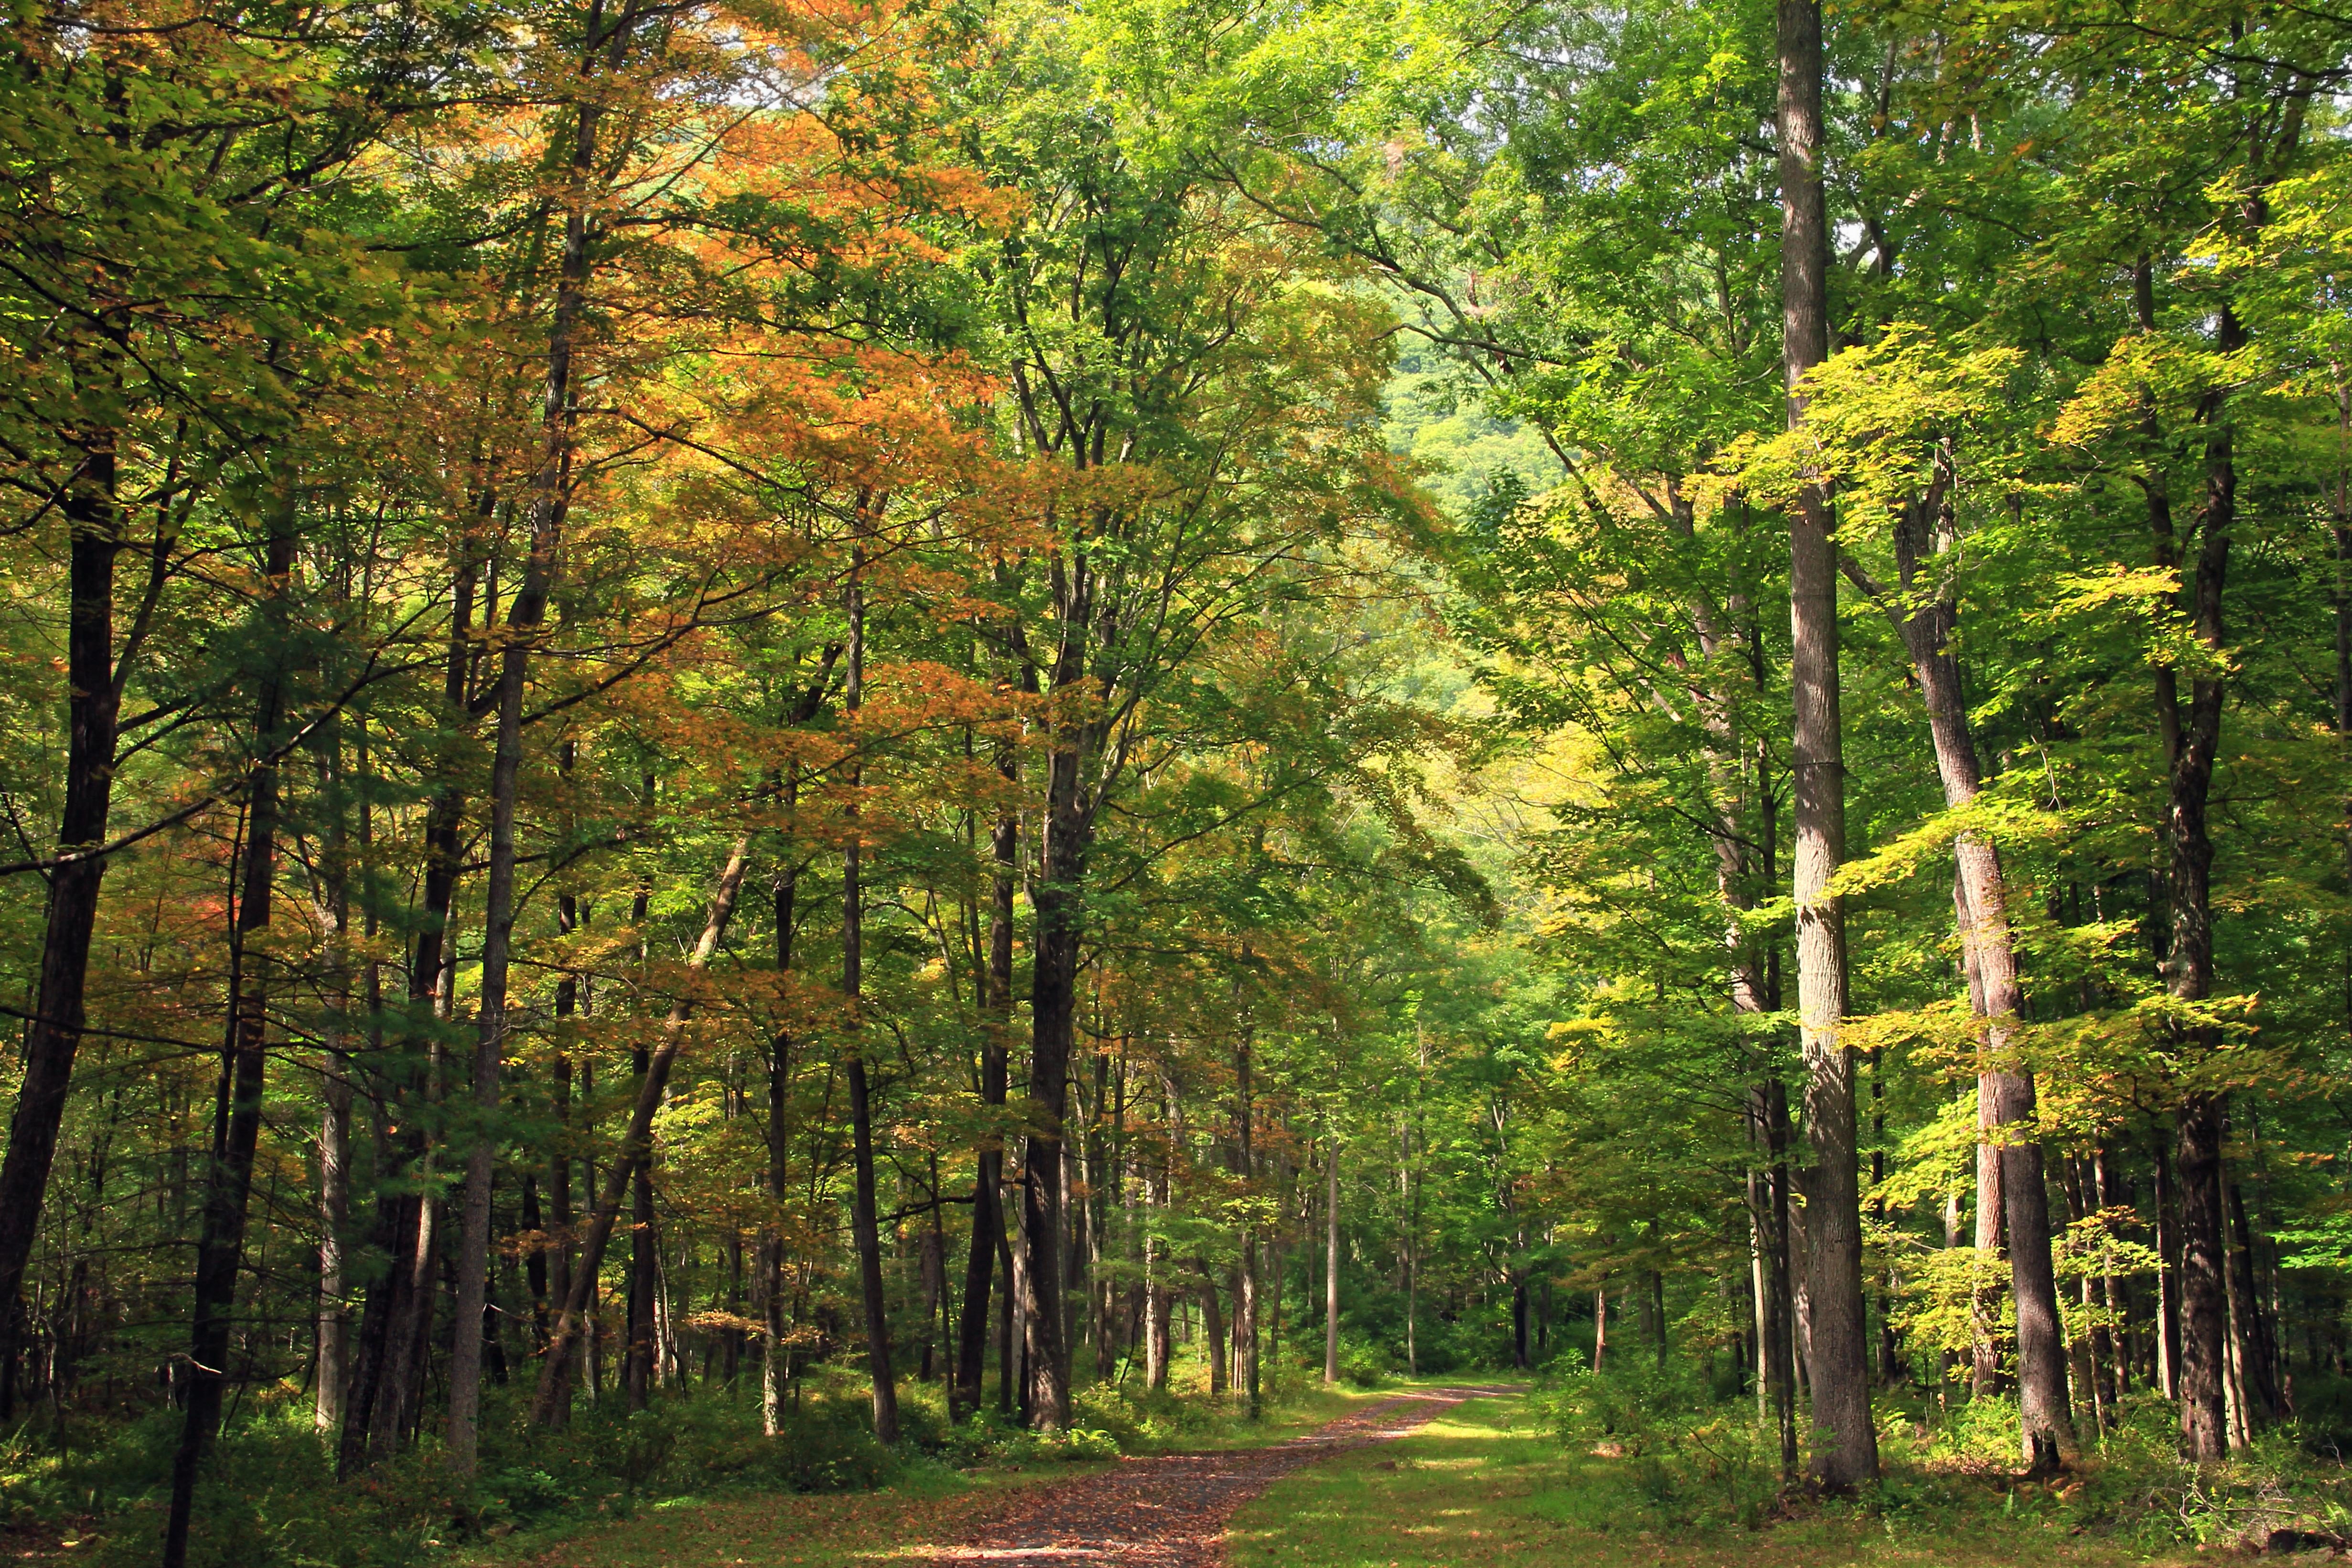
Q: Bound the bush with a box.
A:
[1331,1332,1391,1387]
[1531,1355,1777,1531]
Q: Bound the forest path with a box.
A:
[923,1384,1519,1568]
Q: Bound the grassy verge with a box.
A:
[1227,1389,2198,1568]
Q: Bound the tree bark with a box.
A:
[163,497,295,1568]
[1195,1261,1226,1395]
[1024,753,1084,1429]
[1777,0,1875,1487]
[761,843,797,1435]
[532,830,756,1421]
[0,435,123,1420]
[1323,1137,1340,1385]
[841,547,900,1444]
[2228,1177,2279,1424]
[1234,1025,1259,1419]
[315,732,356,1435]
[2161,311,2241,1462]
[954,767,1017,1419]
[1873,479,2076,1467]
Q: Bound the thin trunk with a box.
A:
[1323,1139,1340,1386]
[1234,1025,1259,1419]
[0,431,123,1419]
[842,545,899,1444]
[343,527,476,1473]
[2132,231,2242,1458]
[626,1075,655,1411]
[624,800,656,1414]
[2229,1179,2280,1423]
[163,499,295,1568]
[317,1063,352,1435]
[315,731,355,1434]
[920,1185,946,1383]
[1025,814,1081,1429]
[762,841,799,1435]
[1195,1262,1225,1395]
[1143,1173,1167,1390]
[1875,479,2075,1467]
[447,3,639,1466]
[2154,1121,2183,1400]
[954,768,1016,1419]
[756,658,834,1432]
[531,830,757,1422]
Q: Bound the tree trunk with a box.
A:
[2228,1179,2280,1424]
[1971,1083,2005,1398]
[532,830,757,1422]
[548,876,581,1427]
[1875,480,2076,1467]
[0,436,123,1420]
[1195,1262,1225,1395]
[315,741,355,1436]
[841,551,899,1444]
[2160,321,2240,1461]
[1777,0,1875,1490]
[956,774,1017,1418]
[626,1082,656,1413]
[763,843,799,1436]
[163,499,295,1568]
[317,1055,353,1434]
[445,2,634,1462]
[1024,767,1085,1429]
[1234,1027,1259,1419]
[2153,1121,2183,1399]
[341,526,477,1472]
[1323,1139,1340,1386]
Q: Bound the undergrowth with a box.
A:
[0,1365,1312,1568]
[1532,1358,2352,1555]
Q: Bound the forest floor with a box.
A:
[463,1384,2265,1568]
[477,1383,1502,1568]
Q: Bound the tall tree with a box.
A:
[1776,0,1875,1488]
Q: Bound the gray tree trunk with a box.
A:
[1776,0,1876,1490]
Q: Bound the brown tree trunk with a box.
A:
[0,436,123,1419]
[315,732,356,1435]
[342,528,475,1473]
[841,548,899,1444]
[1323,1137,1340,1386]
[2162,324,2240,1462]
[1024,756,1084,1429]
[761,844,797,1435]
[447,5,637,1462]
[1872,481,2075,1467]
[532,831,757,1421]
[2229,1180,2280,1424]
[548,878,581,1426]
[953,772,1016,1419]
[1195,1261,1226,1395]
[2152,1121,2183,1399]
[163,499,296,1568]
[1751,1081,1799,1478]
[1234,1027,1260,1419]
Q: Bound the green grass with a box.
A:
[468,1377,1393,1568]
[1227,1390,2197,1568]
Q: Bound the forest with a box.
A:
[3,0,2352,1562]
